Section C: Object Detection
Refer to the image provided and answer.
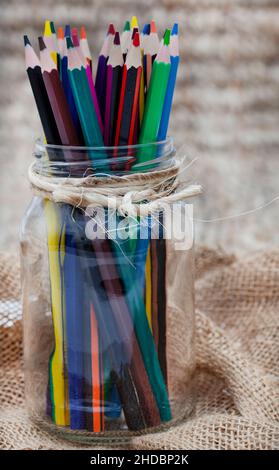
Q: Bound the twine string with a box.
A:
[28,159,202,216]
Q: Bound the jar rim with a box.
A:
[35,136,173,152]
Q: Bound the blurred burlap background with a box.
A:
[1,0,279,252]
[0,0,279,450]
[0,247,278,449]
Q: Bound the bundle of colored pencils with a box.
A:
[24,17,180,432]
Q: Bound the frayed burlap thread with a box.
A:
[0,248,278,450]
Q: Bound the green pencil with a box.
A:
[136,29,171,165]
[66,37,108,166]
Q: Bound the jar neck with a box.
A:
[34,138,176,177]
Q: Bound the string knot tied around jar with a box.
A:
[28,158,202,217]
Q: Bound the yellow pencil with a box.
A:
[44,200,69,425]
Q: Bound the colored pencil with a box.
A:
[63,205,85,429]
[157,23,179,141]
[144,21,160,90]
[66,38,107,165]
[39,37,81,148]
[43,20,58,66]
[93,236,161,428]
[59,35,83,141]
[114,32,142,147]
[24,35,61,147]
[104,32,123,146]
[71,32,103,134]
[44,200,69,426]
[137,29,171,164]
[120,20,131,58]
[80,25,93,71]
[131,15,138,29]
[95,24,115,121]
[112,228,172,422]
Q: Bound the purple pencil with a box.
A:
[95,24,115,121]
[72,31,103,134]
[104,32,123,146]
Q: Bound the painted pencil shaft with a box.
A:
[63,206,85,430]
[157,55,179,141]
[44,200,69,426]
[73,213,145,430]
[26,66,61,146]
[117,67,138,146]
[112,229,172,422]
[60,55,83,142]
[68,67,106,162]
[93,237,161,428]
[104,64,122,145]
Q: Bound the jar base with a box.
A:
[29,402,196,446]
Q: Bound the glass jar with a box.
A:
[20,138,196,443]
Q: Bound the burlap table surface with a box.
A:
[0,247,278,450]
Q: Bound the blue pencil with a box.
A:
[133,215,152,290]
[157,23,179,141]
[60,54,83,141]
[63,206,85,430]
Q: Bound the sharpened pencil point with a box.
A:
[66,36,74,49]
[44,20,52,37]
[24,35,31,46]
[114,32,120,45]
[150,20,157,33]
[172,23,178,35]
[132,27,138,40]
[72,32,79,47]
[57,26,64,39]
[131,16,138,29]
[163,28,171,46]
[50,21,56,34]
[123,20,130,32]
[72,27,78,37]
[80,25,87,39]
[38,36,47,51]
[64,25,71,38]
[133,31,140,47]
[108,24,115,35]
[142,24,150,35]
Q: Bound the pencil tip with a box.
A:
[57,26,64,39]
[114,31,120,45]
[24,35,31,46]
[132,27,138,40]
[72,31,79,47]
[50,21,55,34]
[72,27,78,37]
[64,24,71,37]
[66,36,74,49]
[80,25,87,39]
[150,20,157,33]
[123,20,130,32]
[108,23,115,35]
[44,20,52,37]
[142,24,150,35]
[38,36,46,51]
[172,23,178,35]
[133,31,140,47]
[131,16,138,29]
[163,28,171,46]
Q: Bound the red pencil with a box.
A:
[114,32,142,148]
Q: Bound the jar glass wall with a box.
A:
[21,140,196,442]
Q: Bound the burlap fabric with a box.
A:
[0,247,278,450]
